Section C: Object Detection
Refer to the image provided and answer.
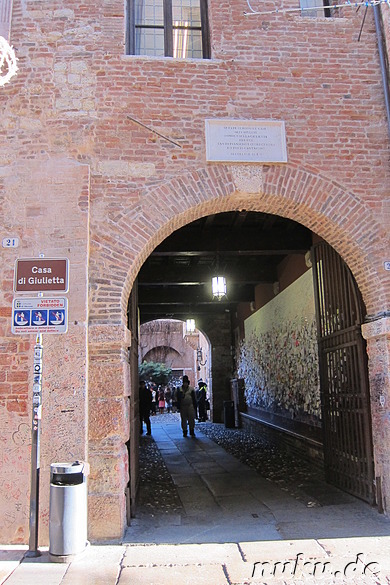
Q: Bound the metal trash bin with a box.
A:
[49,461,89,562]
[223,400,235,429]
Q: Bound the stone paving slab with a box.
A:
[0,547,26,585]
[255,494,310,511]
[200,447,229,457]
[318,535,390,556]
[178,482,218,501]
[119,563,229,584]
[176,499,222,516]
[191,461,228,474]
[184,450,215,463]
[239,538,328,561]
[277,520,390,541]
[318,536,390,577]
[165,459,198,472]
[218,460,253,473]
[152,441,175,451]
[61,545,125,585]
[206,519,281,543]
[2,550,68,585]
[130,510,182,525]
[158,448,184,458]
[236,471,273,484]
[202,473,252,497]
[125,514,283,545]
[123,542,242,566]
[215,494,272,514]
[171,473,204,488]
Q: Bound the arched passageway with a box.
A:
[127,210,377,531]
[87,165,390,541]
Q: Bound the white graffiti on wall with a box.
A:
[0,35,18,86]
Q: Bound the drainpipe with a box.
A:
[373,4,390,138]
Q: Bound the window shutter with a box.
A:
[0,0,13,40]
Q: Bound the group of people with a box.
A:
[156,385,175,414]
[139,376,209,437]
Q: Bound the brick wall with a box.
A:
[0,0,389,542]
[0,159,89,543]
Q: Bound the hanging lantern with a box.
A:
[185,318,196,333]
[212,276,227,300]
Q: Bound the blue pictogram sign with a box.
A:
[12,298,68,335]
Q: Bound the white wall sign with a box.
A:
[384,261,390,271]
[205,119,287,163]
[2,236,19,248]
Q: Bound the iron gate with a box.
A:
[311,242,375,504]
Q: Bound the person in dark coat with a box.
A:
[197,381,207,422]
[139,380,152,435]
[171,386,178,412]
[177,375,197,437]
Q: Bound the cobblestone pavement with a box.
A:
[196,421,331,507]
[138,426,184,516]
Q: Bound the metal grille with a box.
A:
[312,242,375,504]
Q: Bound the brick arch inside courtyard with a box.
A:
[87,163,390,541]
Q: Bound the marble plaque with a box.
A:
[205,119,287,163]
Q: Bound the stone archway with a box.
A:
[89,164,388,321]
[87,163,390,540]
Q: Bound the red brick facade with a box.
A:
[0,0,389,542]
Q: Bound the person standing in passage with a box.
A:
[171,386,178,412]
[177,375,197,437]
[158,386,165,414]
[165,385,172,413]
[197,381,207,422]
[139,380,152,435]
[150,385,157,415]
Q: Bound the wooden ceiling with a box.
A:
[137,211,312,324]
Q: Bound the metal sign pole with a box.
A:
[27,332,43,557]
[11,255,69,555]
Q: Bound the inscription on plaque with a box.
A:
[205,119,287,163]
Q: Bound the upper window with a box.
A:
[300,0,331,17]
[127,0,210,59]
